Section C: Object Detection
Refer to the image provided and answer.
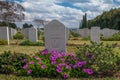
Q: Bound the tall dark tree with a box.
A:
[80,13,87,29]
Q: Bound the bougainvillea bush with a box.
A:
[20,49,93,79]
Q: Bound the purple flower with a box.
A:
[23,59,27,62]
[41,49,48,55]
[51,50,58,54]
[23,64,28,69]
[37,62,41,65]
[66,65,71,69]
[50,56,57,61]
[77,62,83,67]
[72,65,77,69]
[61,52,67,56]
[60,58,65,62]
[76,61,86,67]
[56,68,62,73]
[63,73,68,79]
[51,61,56,65]
[27,69,32,74]
[29,61,34,65]
[83,68,93,75]
[41,65,46,69]
[36,57,41,61]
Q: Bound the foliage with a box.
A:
[0,39,8,45]
[23,23,33,29]
[0,51,30,74]
[87,8,120,30]
[20,49,92,79]
[0,1,25,22]
[9,22,17,29]
[76,42,120,76]
[101,32,120,41]
[19,40,44,46]
[80,13,87,29]
[81,37,90,41]
[13,32,24,39]
[71,31,80,37]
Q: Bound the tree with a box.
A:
[80,13,87,29]
[23,23,33,28]
[0,1,25,26]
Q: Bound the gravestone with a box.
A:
[28,27,38,42]
[44,20,66,52]
[0,27,9,44]
[66,27,69,40]
[21,28,29,39]
[101,28,119,38]
[9,27,17,39]
[91,27,100,43]
[78,28,90,38]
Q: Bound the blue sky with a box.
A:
[13,0,120,28]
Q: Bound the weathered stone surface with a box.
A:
[0,27,9,44]
[44,20,66,52]
[91,27,100,43]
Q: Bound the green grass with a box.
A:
[0,39,120,54]
[0,74,119,80]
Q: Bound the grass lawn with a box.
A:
[0,39,120,54]
[0,74,119,80]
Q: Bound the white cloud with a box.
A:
[20,0,84,28]
[16,0,120,28]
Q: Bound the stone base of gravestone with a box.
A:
[0,27,9,44]
[44,20,66,52]
[91,27,100,43]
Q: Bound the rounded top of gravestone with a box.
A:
[45,19,65,28]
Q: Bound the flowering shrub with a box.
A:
[76,42,120,76]
[21,49,93,79]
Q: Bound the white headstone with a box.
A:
[28,27,38,42]
[21,28,29,39]
[44,20,66,52]
[91,27,100,43]
[101,28,119,38]
[77,28,90,38]
[9,27,17,39]
[66,27,69,40]
[0,27,9,44]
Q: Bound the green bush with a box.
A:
[0,39,8,45]
[101,32,120,41]
[71,31,80,37]
[0,51,30,74]
[76,42,119,76]
[81,37,90,41]
[13,32,24,39]
[19,40,44,46]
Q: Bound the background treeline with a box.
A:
[80,8,120,30]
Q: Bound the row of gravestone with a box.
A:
[0,27,17,44]
[75,28,119,38]
[0,20,108,52]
